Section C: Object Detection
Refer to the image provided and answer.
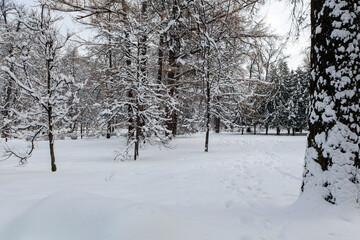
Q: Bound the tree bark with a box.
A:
[302,0,360,205]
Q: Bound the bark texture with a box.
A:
[302,0,360,205]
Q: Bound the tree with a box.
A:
[260,61,291,135]
[0,0,17,141]
[302,0,360,205]
[0,2,76,171]
[288,68,309,134]
[183,0,268,151]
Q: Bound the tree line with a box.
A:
[0,0,309,170]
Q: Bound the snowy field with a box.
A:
[0,133,359,240]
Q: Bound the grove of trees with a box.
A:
[1,0,310,171]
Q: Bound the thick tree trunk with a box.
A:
[302,0,360,205]
[276,127,280,135]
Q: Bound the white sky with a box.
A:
[261,1,311,69]
[15,0,310,70]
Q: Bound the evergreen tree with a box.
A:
[261,62,291,135]
[290,68,309,133]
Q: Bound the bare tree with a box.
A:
[1,2,76,171]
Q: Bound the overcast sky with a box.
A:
[14,0,310,70]
[261,1,310,69]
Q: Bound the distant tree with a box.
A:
[302,0,360,205]
[184,0,268,151]
[260,61,291,135]
[288,68,309,134]
[59,46,88,139]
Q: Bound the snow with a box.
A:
[1,133,359,240]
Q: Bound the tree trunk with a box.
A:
[123,2,133,141]
[46,51,56,172]
[48,123,57,172]
[254,124,256,135]
[215,117,220,133]
[157,33,164,84]
[292,128,295,136]
[106,22,113,139]
[204,78,211,152]
[134,113,140,161]
[106,121,111,139]
[80,122,83,139]
[287,128,290,135]
[167,46,177,136]
[265,126,268,135]
[133,2,147,160]
[166,2,181,136]
[302,0,360,205]
[2,79,12,141]
[48,102,56,171]
[276,127,280,135]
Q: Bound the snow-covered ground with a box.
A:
[0,133,359,240]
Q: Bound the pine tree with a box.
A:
[262,62,290,135]
[290,68,309,134]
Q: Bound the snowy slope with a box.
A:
[0,133,359,240]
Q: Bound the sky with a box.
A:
[261,1,311,69]
[14,0,311,70]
